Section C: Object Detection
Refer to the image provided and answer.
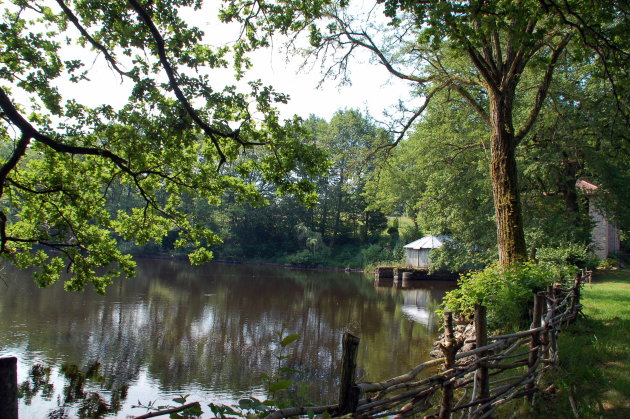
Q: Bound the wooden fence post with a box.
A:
[547,286,557,362]
[338,332,360,415]
[570,273,582,323]
[475,305,489,402]
[0,357,18,419]
[541,286,552,348]
[439,311,461,419]
[527,293,544,402]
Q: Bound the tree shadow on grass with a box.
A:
[536,314,630,418]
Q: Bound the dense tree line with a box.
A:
[111,110,407,268]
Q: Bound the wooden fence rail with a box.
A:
[268,270,588,418]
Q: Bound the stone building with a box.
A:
[576,179,620,260]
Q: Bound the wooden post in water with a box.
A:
[0,357,18,419]
[527,293,544,402]
[338,332,360,415]
[474,305,489,402]
[401,271,412,288]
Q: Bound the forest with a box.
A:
[0,0,628,292]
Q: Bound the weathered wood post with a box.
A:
[540,286,551,349]
[475,305,489,402]
[338,332,360,415]
[546,286,557,361]
[439,311,461,419]
[570,272,582,323]
[0,357,18,419]
[401,271,412,288]
[527,293,544,402]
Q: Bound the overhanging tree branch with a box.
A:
[0,87,127,168]
[55,0,133,81]
[327,13,432,84]
[372,83,446,158]
[449,83,490,126]
[0,132,31,196]
[515,33,573,144]
[128,0,270,171]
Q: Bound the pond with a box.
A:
[0,258,455,417]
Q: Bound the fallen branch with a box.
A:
[134,402,200,419]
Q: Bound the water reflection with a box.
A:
[0,259,454,417]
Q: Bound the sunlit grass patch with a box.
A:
[535,269,630,418]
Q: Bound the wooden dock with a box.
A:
[375,266,458,286]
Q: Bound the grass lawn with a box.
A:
[533,269,630,418]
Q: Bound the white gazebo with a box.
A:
[403,235,450,268]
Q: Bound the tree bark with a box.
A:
[489,92,528,265]
[561,157,580,225]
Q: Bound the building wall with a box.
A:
[406,249,430,268]
[589,201,621,259]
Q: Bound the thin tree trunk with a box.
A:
[489,92,528,265]
[331,169,344,246]
[561,157,580,225]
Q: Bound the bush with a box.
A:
[284,247,331,266]
[439,261,577,332]
[361,243,387,266]
[597,257,619,270]
[536,241,599,269]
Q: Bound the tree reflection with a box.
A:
[18,364,54,404]
[17,362,128,418]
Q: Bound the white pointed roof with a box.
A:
[403,235,450,250]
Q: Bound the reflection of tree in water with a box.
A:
[17,362,128,418]
[2,259,451,408]
[18,364,54,405]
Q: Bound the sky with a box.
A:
[49,1,418,124]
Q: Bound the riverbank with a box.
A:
[130,251,372,273]
[534,269,630,418]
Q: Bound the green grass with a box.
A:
[532,269,630,418]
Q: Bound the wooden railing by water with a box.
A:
[267,270,589,419]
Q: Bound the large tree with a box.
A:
[0,0,326,292]
[366,55,629,269]
[221,0,629,265]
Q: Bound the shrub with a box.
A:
[536,241,599,269]
[439,261,577,332]
[597,257,619,270]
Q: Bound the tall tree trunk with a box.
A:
[561,157,580,225]
[489,92,528,265]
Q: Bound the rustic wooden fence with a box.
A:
[266,270,588,419]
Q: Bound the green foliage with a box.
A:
[440,262,577,331]
[597,257,619,270]
[0,0,328,292]
[536,242,599,270]
[366,89,497,270]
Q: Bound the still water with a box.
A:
[0,258,454,417]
